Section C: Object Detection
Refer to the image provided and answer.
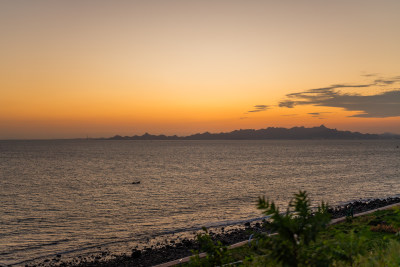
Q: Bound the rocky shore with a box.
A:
[328,196,400,219]
[25,196,400,267]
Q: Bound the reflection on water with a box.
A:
[1,140,399,264]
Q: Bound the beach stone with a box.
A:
[131,249,141,259]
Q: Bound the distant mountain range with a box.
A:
[107,125,400,140]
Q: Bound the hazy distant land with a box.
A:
[107,125,400,140]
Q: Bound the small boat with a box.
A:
[132,181,141,185]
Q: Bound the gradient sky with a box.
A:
[1,0,400,139]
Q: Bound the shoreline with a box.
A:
[21,196,400,267]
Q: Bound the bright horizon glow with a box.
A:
[1,1,400,139]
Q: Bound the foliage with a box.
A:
[355,239,400,267]
[187,193,400,266]
[329,229,369,265]
[189,227,231,266]
[257,190,331,266]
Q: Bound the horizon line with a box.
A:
[1,125,399,141]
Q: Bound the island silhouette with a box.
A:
[107,125,400,140]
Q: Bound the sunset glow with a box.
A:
[1,0,400,139]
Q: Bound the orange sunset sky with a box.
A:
[1,0,400,139]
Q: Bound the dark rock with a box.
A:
[131,249,141,259]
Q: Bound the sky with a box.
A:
[1,0,400,139]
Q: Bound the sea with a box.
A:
[1,140,400,265]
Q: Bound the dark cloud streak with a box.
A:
[307,112,331,118]
[279,76,400,118]
[247,105,269,113]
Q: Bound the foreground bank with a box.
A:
[23,195,400,267]
[186,200,400,266]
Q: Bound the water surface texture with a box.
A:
[1,140,399,265]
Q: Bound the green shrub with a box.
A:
[257,190,331,267]
[330,229,369,265]
[357,239,400,266]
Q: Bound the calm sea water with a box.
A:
[1,140,400,265]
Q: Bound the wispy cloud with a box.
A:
[279,76,400,118]
[247,105,269,113]
[307,112,331,117]
[361,73,378,77]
